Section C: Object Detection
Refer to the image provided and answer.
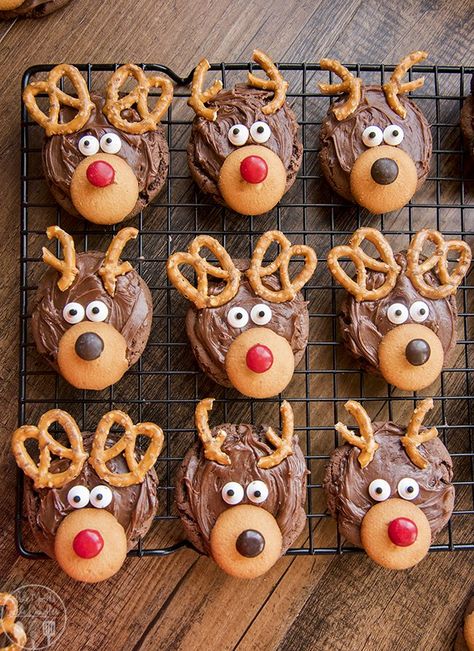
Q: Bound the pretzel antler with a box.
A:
[90,411,164,487]
[383,51,428,119]
[103,64,173,134]
[42,225,78,292]
[246,231,317,303]
[11,410,88,489]
[195,398,231,466]
[188,58,223,121]
[400,399,438,469]
[0,593,27,651]
[318,59,363,121]
[22,63,94,137]
[247,49,288,115]
[167,235,241,309]
[258,401,294,469]
[327,227,401,302]
[98,227,138,297]
[406,229,472,300]
[335,400,379,468]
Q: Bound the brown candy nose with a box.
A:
[235,529,265,558]
[370,158,399,185]
[75,332,104,361]
[405,338,431,366]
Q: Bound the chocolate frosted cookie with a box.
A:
[187,50,302,215]
[0,0,71,19]
[23,63,172,224]
[461,74,474,159]
[176,399,307,578]
[324,399,454,569]
[318,52,432,214]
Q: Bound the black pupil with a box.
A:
[369,131,376,138]
[96,493,103,500]
[407,486,414,493]
[92,307,100,314]
[254,490,261,498]
[73,495,81,503]
[420,308,426,315]
[258,311,265,318]
[395,309,402,316]
[106,137,112,144]
[236,313,243,319]
[227,489,234,497]
[257,126,264,133]
[392,130,399,136]
[69,309,77,316]
[375,486,383,494]
[84,140,90,146]
[233,128,239,135]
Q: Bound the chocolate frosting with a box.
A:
[339,253,458,374]
[324,421,454,548]
[185,263,309,387]
[42,96,169,218]
[460,75,474,158]
[187,84,303,204]
[23,433,158,558]
[319,86,432,201]
[32,251,153,369]
[0,0,71,18]
[175,423,307,556]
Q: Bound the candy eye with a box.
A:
[221,482,244,505]
[397,477,420,501]
[368,478,391,502]
[227,306,249,328]
[63,302,85,324]
[387,303,409,325]
[78,135,100,156]
[410,300,429,323]
[100,133,122,154]
[67,485,90,509]
[89,485,113,508]
[362,126,383,147]
[250,304,272,325]
[383,124,404,146]
[246,480,268,504]
[250,121,271,144]
[86,300,108,322]
[228,124,249,146]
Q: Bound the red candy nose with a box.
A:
[240,155,268,184]
[246,344,273,373]
[73,528,104,559]
[86,160,115,188]
[388,517,418,547]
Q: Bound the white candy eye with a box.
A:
[78,135,100,156]
[397,477,420,501]
[222,482,244,505]
[67,485,90,509]
[387,303,409,325]
[228,124,249,146]
[227,306,249,328]
[250,304,272,325]
[250,121,271,144]
[89,485,113,508]
[368,478,391,502]
[63,302,85,324]
[86,300,108,322]
[410,300,429,323]
[100,132,122,154]
[383,124,404,146]
[246,480,268,504]
[362,125,383,147]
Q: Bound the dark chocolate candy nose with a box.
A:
[405,338,431,366]
[75,332,104,361]
[371,158,399,185]
[235,529,265,558]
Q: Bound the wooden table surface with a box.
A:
[0,1,473,650]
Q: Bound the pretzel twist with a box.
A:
[383,51,428,119]
[327,227,401,302]
[98,227,138,297]
[406,229,472,299]
[400,399,438,469]
[103,64,173,134]
[318,59,363,121]
[195,398,231,466]
[22,63,94,137]
[247,49,288,115]
[90,410,164,487]
[188,58,223,121]
[335,400,379,468]
[0,593,27,651]
[11,410,88,489]
[258,401,294,469]
[246,231,317,303]
[42,225,78,292]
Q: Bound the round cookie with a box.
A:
[460,75,474,159]
[455,597,474,651]
[0,0,71,19]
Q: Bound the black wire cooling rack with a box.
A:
[16,60,474,560]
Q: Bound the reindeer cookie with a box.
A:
[318,52,432,214]
[32,226,152,390]
[12,409,164,582]
[324,399,454,569]
[0,0,71,19]
[461,74,474,159]
[176,399,307,579]
[187,50,303,215]
[167,231,317,398]
[328,227,472,391]
[0,593,27,650]
[23,63,173,224]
